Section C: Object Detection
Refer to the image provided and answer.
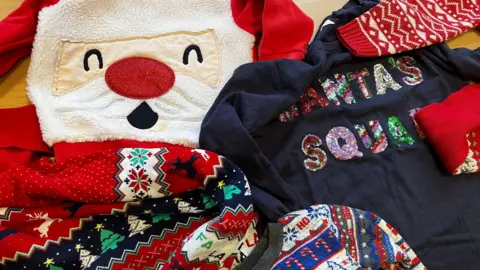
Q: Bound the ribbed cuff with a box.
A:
[337,20,380,57]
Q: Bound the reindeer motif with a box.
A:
[27,212,62,238]
[191,149,210,161]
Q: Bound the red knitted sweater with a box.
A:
[337,0,480,57]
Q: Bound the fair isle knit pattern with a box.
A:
[455,132,480,174]
[272,205,425,270]
[337,0,480,57]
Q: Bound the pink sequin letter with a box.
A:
[408,108,425,139]
[326,127,363,160]
[299,88,329,115]
[347,69,372,99]
[302,134,328,171]
[320,74,356,106]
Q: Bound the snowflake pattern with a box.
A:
[115,148,170,202]
[307,206,328,220]
[128,149,151,167]
[125,168,152,198]
[283,227,298,242]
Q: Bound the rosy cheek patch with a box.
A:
[53,30,221,96]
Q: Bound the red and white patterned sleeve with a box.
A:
[337,0,480,57]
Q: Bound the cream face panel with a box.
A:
[54,30,221,95]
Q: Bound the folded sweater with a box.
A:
[237,204,425,270]
[416,84,480,175]
[337,0,480,57]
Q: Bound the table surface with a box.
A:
[1,0,480,108]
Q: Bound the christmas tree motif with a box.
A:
[201,194,217,209]
[50,266,64,270]
[244,177,251,196]
[177,200,203,214]
[223,185,241,200]
[327,261,348,270]
[169,155,199,178]
[100,229,125,253]
[152,213,171,223]
[128,215,152,237]
[79,249,98,269]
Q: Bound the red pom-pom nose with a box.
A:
[105,57,175,99]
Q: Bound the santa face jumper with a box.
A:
[27,0,253,148]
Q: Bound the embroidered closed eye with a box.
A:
[84,49,103,72]
[183,45,203,65]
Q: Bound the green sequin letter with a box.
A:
[388,116,415,146]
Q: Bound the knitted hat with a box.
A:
[237,204,425,269]
[337,0,480,57]
[0,0,313,150]
[416,84,480,175]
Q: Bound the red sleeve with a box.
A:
[337,0,480,57]
[232,0,314,61]
[0,105,50,171]
[0,0,59,76]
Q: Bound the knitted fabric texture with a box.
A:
[416,84,480,175]
[0,145,258,269]
[271,205,425,270]
[337,0,480,57]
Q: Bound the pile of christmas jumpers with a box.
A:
[0,146,258,270]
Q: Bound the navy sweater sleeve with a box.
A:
[200,60,318,220]
[447,47,480,82]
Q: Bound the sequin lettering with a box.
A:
[300,87,329,115]
[388,57,396,69]
[326,127,363,160]
[396,56,423,86]
[279,57,424,120]
[369,120,389,153]
[355,120,388,153]
[408,108,425,138]
[374,63,402,95]
[354,124,373,150]
[279,104,299,122]
[388,116,415,146]
[302,134,328,171]
[320,74,356,106]
[347,69,372,99]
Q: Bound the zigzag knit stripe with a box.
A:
[338,0,480,56]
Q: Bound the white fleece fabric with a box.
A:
[27,0,254,147]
